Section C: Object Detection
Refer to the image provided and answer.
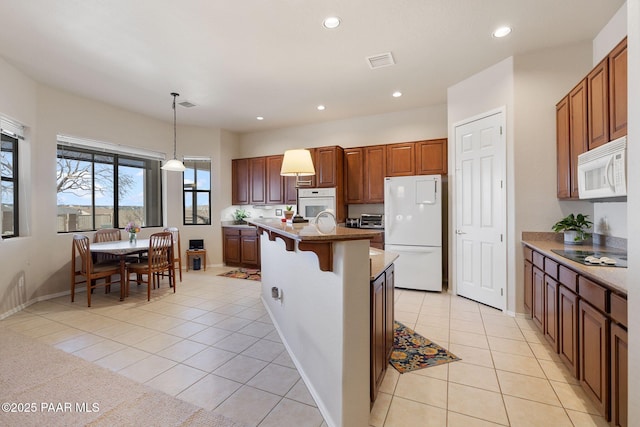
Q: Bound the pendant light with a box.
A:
[161,92,186,172]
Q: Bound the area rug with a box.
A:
[390,321,461,373]
[218,268,261,281]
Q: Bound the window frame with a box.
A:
[183,159,211,225]
[1,133,19,239]
[56,143,164,233]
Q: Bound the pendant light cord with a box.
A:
[171,92,179,159]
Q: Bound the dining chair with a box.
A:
[93,228,122,265]
[163,227,182,282]
[126,231,175,301]
[71,234,121,307]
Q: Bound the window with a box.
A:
[56,140,163,232]
[1,133,19,238]
[183,159,211,225]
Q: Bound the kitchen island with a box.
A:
[247,218,392,427]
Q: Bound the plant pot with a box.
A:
[233,219,246,225]
[564,230,585,245]
[284,211,294,220]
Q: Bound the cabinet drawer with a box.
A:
[223,227,241,236]
[610,293,627,328]
[240,228,258,237]
[544,258,559,279]
[578,277,608,313]
[559,265,578,293]
[524,246,533,262]
[533,251,544,270]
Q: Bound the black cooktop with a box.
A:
[551,249,627,268]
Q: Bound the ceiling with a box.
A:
[0,1,624,133]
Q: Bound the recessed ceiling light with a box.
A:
[317,105,326,111]
[323,16,341,29]
[392,91,402,98]
[492,26,512,38]
[256,116,264,121]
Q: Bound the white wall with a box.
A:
[0,63,230,317]
[625,1,638,423]
[447,57,515,311]
[594,3,628,65]
[239,105,447,157]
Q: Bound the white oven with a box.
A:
[578,136,627,200]
[297,188,336,220]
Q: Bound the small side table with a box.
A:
[186,249,207,271]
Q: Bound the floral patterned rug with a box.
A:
[218,268,261,281]
[390,321,461,373]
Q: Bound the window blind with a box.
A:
[57,134,165,161]
[0,116,25,139]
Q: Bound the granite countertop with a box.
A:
[521,233,627,295]
[246,218,380,242]
[221,221,257,229]
[369,247,399,281]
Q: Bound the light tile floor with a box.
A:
[1,267,609,427]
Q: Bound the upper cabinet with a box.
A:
[587,58,609,150]
[312,146,344,188]
[344,148,365,204]
[386,142,415,176]
[265,155,285,205]
[608,37,627,141]
[249,156,267,205]
[364,145,387,203]
[416,139,447,175]
[556,37,627,199]
[232,158,249,205]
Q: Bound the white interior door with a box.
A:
[454,111,506,310]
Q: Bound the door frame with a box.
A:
[449,106,508,311]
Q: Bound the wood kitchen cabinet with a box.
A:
[523,247,533,315]
[523,244,627,421]
[558,265,579,379]
[312,146,344,188]
[344,148,365,203]
[416,139,447,175]
[249,157,267,205]
[556,96,571,199]
[386,142,415,176]
[587,58,609,150]
[222,227,260,268]
[568,79,588,199]
[232,158,250,205]
[608,37,627,141]
[370,263,395,403]
[611,321,628,427]
[544,275,559,352]
[579,298,609,417]
[364,145,386,203]
[266,155,285,205]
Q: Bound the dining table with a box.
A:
[90,238,150,301]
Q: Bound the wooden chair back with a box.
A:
[94,228,121,243]
[71,234,120,306]
[148,232,173,271]
[164,227,182,282]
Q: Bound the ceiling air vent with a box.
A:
[178,101,196,108]
[366,52,395,69]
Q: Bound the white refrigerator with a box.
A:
[384,175,442,291]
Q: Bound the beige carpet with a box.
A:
[0,327,247,427]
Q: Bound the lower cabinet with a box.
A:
[558,285,579,378]
[579,299,609,417]
[222,227,261,268]
[370,263,395,403]
[611,322,628,427]
[523,245,627,422]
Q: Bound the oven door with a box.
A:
[298,196,335,220]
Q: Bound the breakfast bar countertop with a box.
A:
[369,247,399,281]
[522,238,627,295]
[247,218,381,242]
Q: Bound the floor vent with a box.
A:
[366,52,395,69]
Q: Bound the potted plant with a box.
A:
[232,208,250,224]
[284,205,295,220]
[552,213,593,245]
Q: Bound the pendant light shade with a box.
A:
[162,92,186,172]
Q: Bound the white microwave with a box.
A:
[577,136,626,200]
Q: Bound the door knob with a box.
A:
[455,229,466,235]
